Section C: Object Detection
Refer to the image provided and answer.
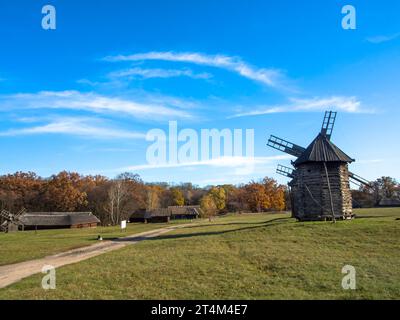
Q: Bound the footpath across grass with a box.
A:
[0,208,399,299]
[0,220,190,266]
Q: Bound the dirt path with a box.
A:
[0,224,190,289]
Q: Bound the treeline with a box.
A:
[0,171,287,226]
[352,176,400,207]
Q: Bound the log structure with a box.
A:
[268,111,369,221]
[289,134,353,221]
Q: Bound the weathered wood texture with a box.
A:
[290,162,352,221]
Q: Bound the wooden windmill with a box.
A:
[0,208,26,232]
[268,111,370,221]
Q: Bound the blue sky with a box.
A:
[0,0,399,186]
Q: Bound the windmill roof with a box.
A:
[294,133,354,166]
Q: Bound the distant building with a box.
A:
[130,206,202,223]
[168,205,202,219]
[130,209,170,223]
[378,198,400,207]
[19,212,100,230]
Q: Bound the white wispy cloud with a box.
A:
[108,67,212,80]
[366,32,400,44]
[103,51,284,88]
[120,155,292,172]
[0,117,145,139]
[76,79,102,86]
[231,96,370,118]
[0,90,193,120]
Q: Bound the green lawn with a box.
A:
[0,220,189,266]
[1,208,399,299]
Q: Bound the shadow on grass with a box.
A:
[354,215,395,219]
[113,217,293,243]
[179,216,291,230]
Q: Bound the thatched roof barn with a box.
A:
[130,209,170,223]
[378,198,400,207]
[168,206,202,219]
[19,212,100,230]
[130,206,202,223]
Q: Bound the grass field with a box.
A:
[0,220,188,266]
[0,208,399,299]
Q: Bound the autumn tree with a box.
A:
[103,173,147,225]
[0,171,43,211]
[146,185,163,210]
[226,185,247,213]
[41,171,87,212]
[117,172,147,210]
[178,183,194,205]
[262,177,286,211]
[170,187,185,206]
[373,176,399,204]
[244,182,269,212]
[0,170,290,223]
[208,186,226,211]
[284,186,292,211]
[355,176,399,207]
[200,194,217,219]
[84,178,112,225]
[351,189,374,208]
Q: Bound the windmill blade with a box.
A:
[276,165,295,178]
[349,178,364,189]
[349,171,371,188]
[321,111,337,140]
[0,210,12,221]
[267,135,305,157]
[0,221,8,232]
[14,208,26,220]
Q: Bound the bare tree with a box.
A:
[105,179,131,225]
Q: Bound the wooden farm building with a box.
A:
[168,205,202,219]
[378,198,400,207]
[18,212,100,230]
[268,111,370,221]
[130,206,202,223]
[130,209,170,223]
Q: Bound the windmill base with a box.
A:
[5,223,19,233]
[295,214,355,222]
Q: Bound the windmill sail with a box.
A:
[349,172,371,187]
[276,165,295,178]
[321,111,337,140]
[267,135,305,157]
[0,209,25,232]
[0,210,11,220]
